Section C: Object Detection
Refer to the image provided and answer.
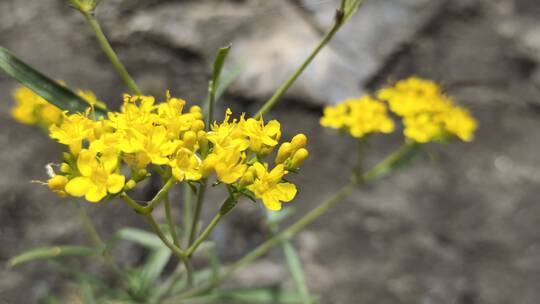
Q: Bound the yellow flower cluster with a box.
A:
[320,96,394,138]
[320,76,478,143]
[43,91,307,210]
[377,77,477,143]
[10,85,105,128]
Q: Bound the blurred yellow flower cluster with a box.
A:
[10,86,105,128]
[377,77,477,143]
[321,76,478,143]
[320,95,394,138]
[38,91,307,210]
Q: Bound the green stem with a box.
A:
[81,12,142,95]
[75,202,103,247]
[188,181,207,245]
[183,183,193,245]
[172,143,420,299]
[120,178,175,214]
[207,80,216,131]
[186,212,223,257]
[143,212,192,287]
[177,182,356,299]
[164,193,180,248]
[254,10,345,117]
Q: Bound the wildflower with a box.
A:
[207,109,249,150]
[275,134,309,170]
[377,76,478,142]
[320,96,394,138]
[120,126,181,167]
[65,149,125,202]
[170,148,202,182]
[49,111,94,154]
[206,146,247,184]
[243,118,281,154]
[47,175,68,198]
[247,163,297,211]
[11,86,62,126]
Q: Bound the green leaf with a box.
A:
[138,248,171,295]
[281,242,311,304]
[0,47,105,116]
[79,278,96,304]
[204,45,232,124]
[115,227,165,249]
[184,287,318,304]
[206,242,221,281]
[7,245,100,268]
[340,0,364,22]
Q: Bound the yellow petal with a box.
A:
[275,183,297,202]
[262,193,282,211]
[107,174,125,194]
[85,185,107,203]
[65,177,92,197]
[77,150,94,176]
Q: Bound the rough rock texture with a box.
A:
[2,0,540,303]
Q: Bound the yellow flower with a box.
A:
[377,76,478,143]
[320,96,394,138]
[11,86,62,126]
[77,90,107,109]
[320,103,348,129]
[170,148,202,181]
[247,162,297,211]
[120,126,181,167]
[204,146,247,184]
[243,118,281,154]
[444,106,477,142]
[275,134,309,170]
[49,111,94,154]
[64,149,125,202]
[47,175,68,198]
[108,94,156,134]
[207,108,249,150]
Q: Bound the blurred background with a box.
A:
[1,0,540,303]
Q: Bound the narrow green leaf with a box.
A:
[343,0,364,21]
[282,242,311,304]
[79,279,96,304]
[115,227,166,249]
[204,45,232,126]
[7,245,100,268]
[206,242,221,281]
[184,287,317,304]
[0,47,105,116]
[139,248,171,294]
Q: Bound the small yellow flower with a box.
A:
[49,111,94,154]
[120,126,181,167]
[207,108,249,150]
[247,162,297,211]
[47,175,69,198]
[170,148,202,182]
[205,146,247,184]
[320,96,394,138]
[243,118,281,154]
[64,149,125,202]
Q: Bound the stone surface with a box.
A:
[2,0,540,303]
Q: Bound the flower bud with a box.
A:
[239,166,256,186]
[47,175,68,197]
[189,105,202,113]
[191,120,205,132]
[290,133,307,150]
[201,155,217,178]
[183,131,197,149]
[290,148,309,168]
[125,179,137,190]
[197,130,208,151]
[60,163,72,174]
[275,142,293,164]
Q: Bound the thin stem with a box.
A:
[120,178,175,214]
[172,143,420,299]
[254,11,345,117]
[188,181,207,245]
[186,212,223,257]
[183,183,193,245]
[207,80,216,131]
[82,12,142,95]
[164,193,180,248]
[177,182,356,299]
[75,202,103,246]
[143,212,193,288]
